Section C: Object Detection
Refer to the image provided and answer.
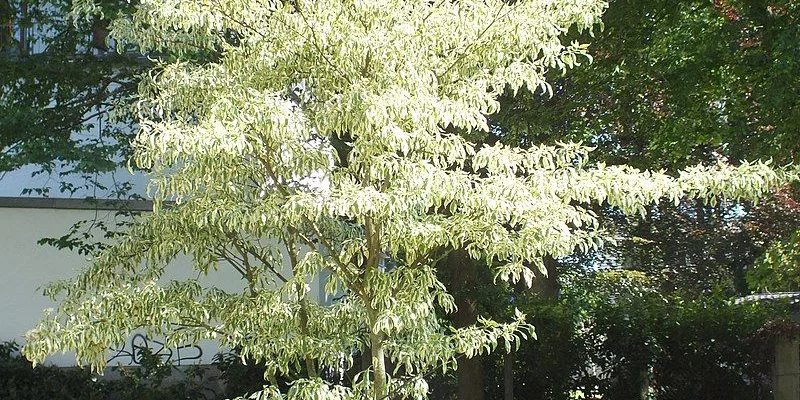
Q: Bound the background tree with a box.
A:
[468,0,800,397]
[0,0,144,190]
[486,0,800,298]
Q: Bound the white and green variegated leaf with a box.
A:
[25,0,797,399]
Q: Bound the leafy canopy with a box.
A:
[23,0,795,399]
[1,0,143,180]
[492,0,800,169]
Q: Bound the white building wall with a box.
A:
[0,200,316,367]
[0,206,88,366]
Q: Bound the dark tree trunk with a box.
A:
[500,256,561,399]
[530,256,561,300]
[0,0,14,52]
[503,352,514,400]
[91,17,110,52]
[446,249,485,400]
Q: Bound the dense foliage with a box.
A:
[0,341,212,399]
[495,0,800,168]
[488,0,800,299]
[481,271,785,400]
[19,2,798,400]
[0,0,143,191]
[0,0,796,399]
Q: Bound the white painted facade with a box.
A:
[0,199,248,366]
[0,193,325,367]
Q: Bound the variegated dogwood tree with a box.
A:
[23,0,796,399]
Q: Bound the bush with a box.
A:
[651,297,775,400]
[0,341,212,400]
[484,298,587,400]
[489,271,784,400]
[0,341,106,399]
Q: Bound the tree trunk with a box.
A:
[504,256,561,399]
[503,352,514,400]
[0,0,13,52]
[530,256,560,299]
[370,331,388,400]
[447,250,485,400]
[638,367,651,400]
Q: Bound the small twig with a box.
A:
[208,0,268,39]
[293,3,353,85]
[437,2,513,81]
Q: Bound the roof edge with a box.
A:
[0,196,153,212]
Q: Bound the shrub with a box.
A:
[0,341,211,400]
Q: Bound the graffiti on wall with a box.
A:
[107,333,203,366]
